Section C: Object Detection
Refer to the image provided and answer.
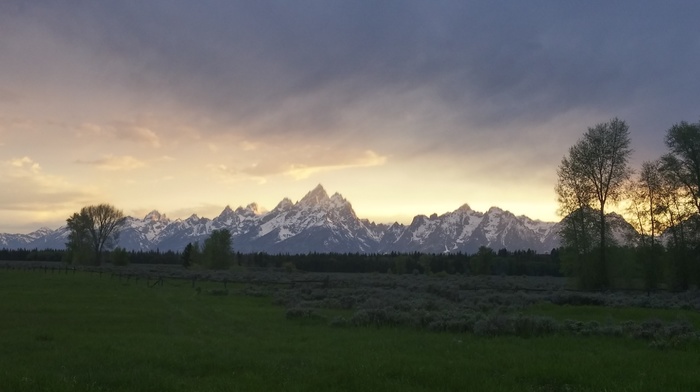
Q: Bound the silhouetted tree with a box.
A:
[201,229,234,269]
[182,243,194,269]
[556,118,632,288]
[66,204,126,265]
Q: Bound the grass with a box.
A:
[1,269,699,391]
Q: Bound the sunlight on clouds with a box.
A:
[109,125,161,148]
[0,157,95,212]
[239,140,259,151]
[10,156,41,173]
[211,149,388,183]
[211,164,267,185]
[284,150,388,179]
[75,155,146,171]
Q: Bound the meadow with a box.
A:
[1,265,699,391]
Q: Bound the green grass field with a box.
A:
[1,269,699,391]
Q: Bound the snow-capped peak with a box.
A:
[299,184,330,206]
[274,197,294,211]
[246,203,260,214]
[28,227,54,239]
[329,192,350,208]
[144,210,165,221]
[487,206,504,214]
[218,205,235,218]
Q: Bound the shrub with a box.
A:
[285,308,324,321]
[328,316,348,327]
[205,288,229,296]
[550,293,605,306]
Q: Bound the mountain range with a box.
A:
[0,185,634,254]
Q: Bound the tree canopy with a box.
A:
[201,229,234,270]
[66,204,126,265]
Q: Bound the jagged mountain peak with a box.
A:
[299,184,329,206]
[389,222,404,229]
[409,215,430,226]
[235,203,260,215]
[218,205,235,219]
[329,192,352,209]
[456,203,473,213]
[487,206,504,214]
[330,192,345,202]
[274,197,294,211]
[144,210,165,221]
[26,227,55,240]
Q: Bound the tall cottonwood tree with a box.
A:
[66,204,126,265]
[556,118,632,288]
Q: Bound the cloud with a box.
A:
[5,1,699,157]
[281,150,387,180]
[10,156,40,172]
[212,148,387,183]
[114,125,161,148]
[77,122,161,148]
[0,157,95,211]
[75,155,147,171]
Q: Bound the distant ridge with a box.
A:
[0,184,636,254]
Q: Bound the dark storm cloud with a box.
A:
[3,1,699,154]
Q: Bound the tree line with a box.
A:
[1,244,563,276]
[234,247,561,276]
[556,118,700,290]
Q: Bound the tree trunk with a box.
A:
[599,205,607,289]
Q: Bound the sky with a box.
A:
[1,1,699,233]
